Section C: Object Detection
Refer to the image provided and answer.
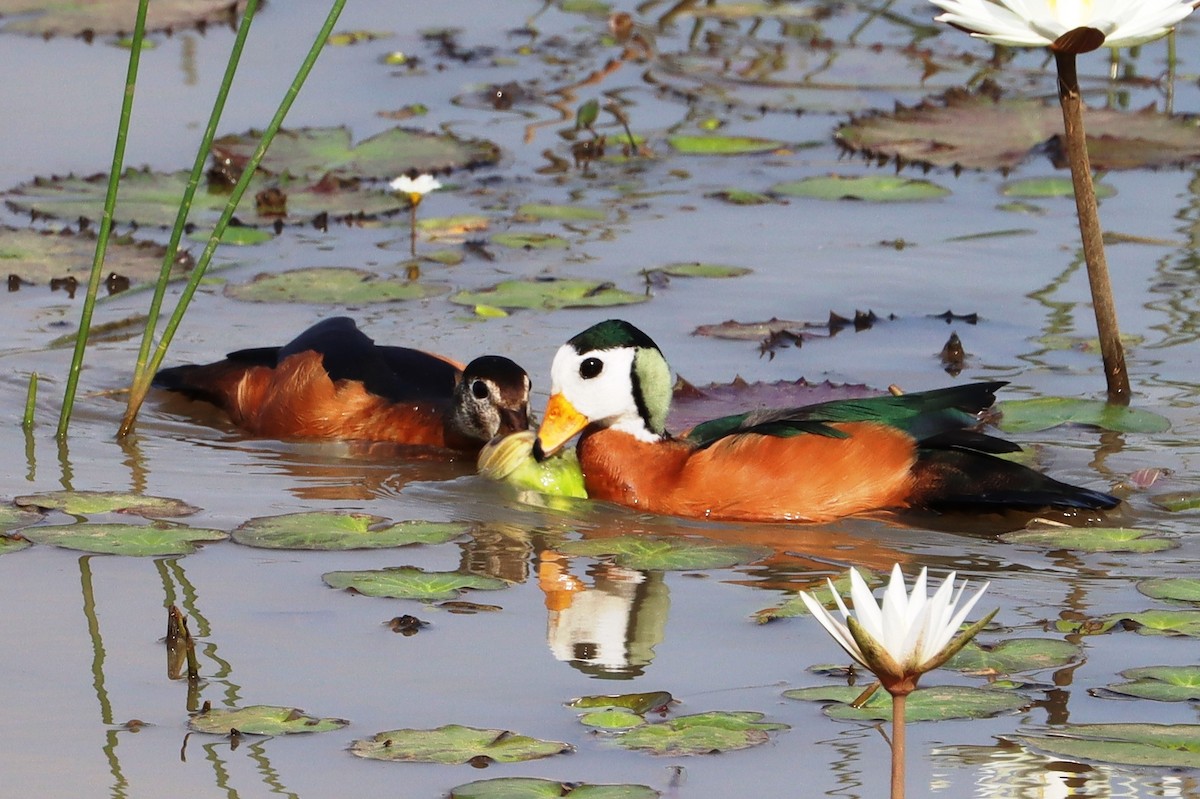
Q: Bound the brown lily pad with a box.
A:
[0,226,179,291]
[668,377,877,434]
[837,87,1200,172]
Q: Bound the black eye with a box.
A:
[471,380,490,399]
[579,357,603,379]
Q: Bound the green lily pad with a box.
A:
[785,684,1026,722]
[999,526,1175,554]
[1104,666,1200,702]
[350,724,571,764]
[556,535,770,571]
[5,169,406,228]
[515,203,606,222]
[567,691,674,715]
[1152,491,1200,512]
[0,227,180,289]
[188,705,348,735]
[211,126,499,180]
[1001,177,1117,200]
[614,711,787,755]
[477,432,587,498]
[415,215,490,234]
[0,0,248,37]
[322,566,508,601]
[996,397,1169,434]
[668,135,784,155]
[14,490,198,518]
[771,175,950,202]
[1053,617,1121,636]
[1015,723,1200,768]
[1105,609,1200,637]
[189,225,275,246]
[449,278,647,311]
[753,571,882,623]
[0,505,42,532]
[646,263,752,279]
[708,189,774,205]
[451,777,659,799]
[225,267,449,304]
[21,523,227,556]
[0,535,32,555]
[580,710,646,730]
[946,638,1082,675]
[425,248,465,265]
[1137,577,1200,603]
[232,512,470,550]
[491,232,571,249]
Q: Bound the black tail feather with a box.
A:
[913,449,1120,512]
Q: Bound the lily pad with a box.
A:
[21,523,227,556]
[1152,491,1200,512]
[785,684,1026,722]
[515,203,606,222]
[449,278,647,311]
[211,126,499,180]
[0,535,32,555]
[5,169,406,228]
[556,535,770,571]
[491,232,571,249]
[322,566,508,601]
[451,777,659,799]
[644,262,752,279]
[1103,666,1200,703]
[0,0,248,37]
[999,526,1175,554]
[0,506,42,532]
[837,90,1200,172]
[1105,610,1200,637]
[1015,723,1200,768]
[1001,177,1117,200]
[224,267,449,304]
[1137,577,1200,603]
[349,724,571,764]
[232,512,470,550]
[667,135,785,155]
[0,227,180,290]
[477,432,587,498]
[753,570,881,623]
[946,638,1082,675]
[613,711,788,755]
[770,175,950,202]
[13,490,198,518]
[188,705,348,735]
[580,710,646,730]
[708,189,773,205]
[567,691,674,715]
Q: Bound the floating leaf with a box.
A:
[668,135,784,155]
[0,227,180,289]
[0,535,32,555]
[946,638,1082,675]
[645,263,752,279]
[477,432,587,498]
[1001,177,1117,199]
[1105,609,1200,637]
[350,724,571,764]
[21,523,227,556]
[580,710,646,730]
[232,512,470,550]
[708,189,774,205]
[491,232,571,249]
[14,491,198,518]
[1152,491,1200,512]
[225,267,449,304]
[188,705,348,735]
[557,535,770,571]
[753,571,881,623]
[515,203,606,222]
[1137,578,1200,603]
[1015,723,1200,768]
[999,526,1175,554]
[567,692,674,715]
[0,0,248,37]
[771,175,950,202]
[211,126,499,180]
[451,777,659,799]
[836,90,1200,172]
[1103,666,1200,702]
[322,566,508,601]
[614,711,787,755]
[785,684,1026,721]
[0,506,42,532]
[449,278,647,311]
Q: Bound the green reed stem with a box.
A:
[117,0,347,437]
[119,0,261,438]
[22,373,38,431]
[56,0,150,441]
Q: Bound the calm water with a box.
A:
[1,1,1199,797]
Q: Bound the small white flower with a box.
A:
[390,173,442,197]
[929,0,1195,50]
[801,565,992,692]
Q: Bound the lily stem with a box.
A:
[891,692,906,799]
[1054,50,1131,405]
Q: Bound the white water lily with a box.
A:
[801,565,993,694]
[929,0,1196,51]
[390,173,442,200]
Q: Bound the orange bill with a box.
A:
[535,393,589,457]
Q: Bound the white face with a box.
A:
[549,343,652,438]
